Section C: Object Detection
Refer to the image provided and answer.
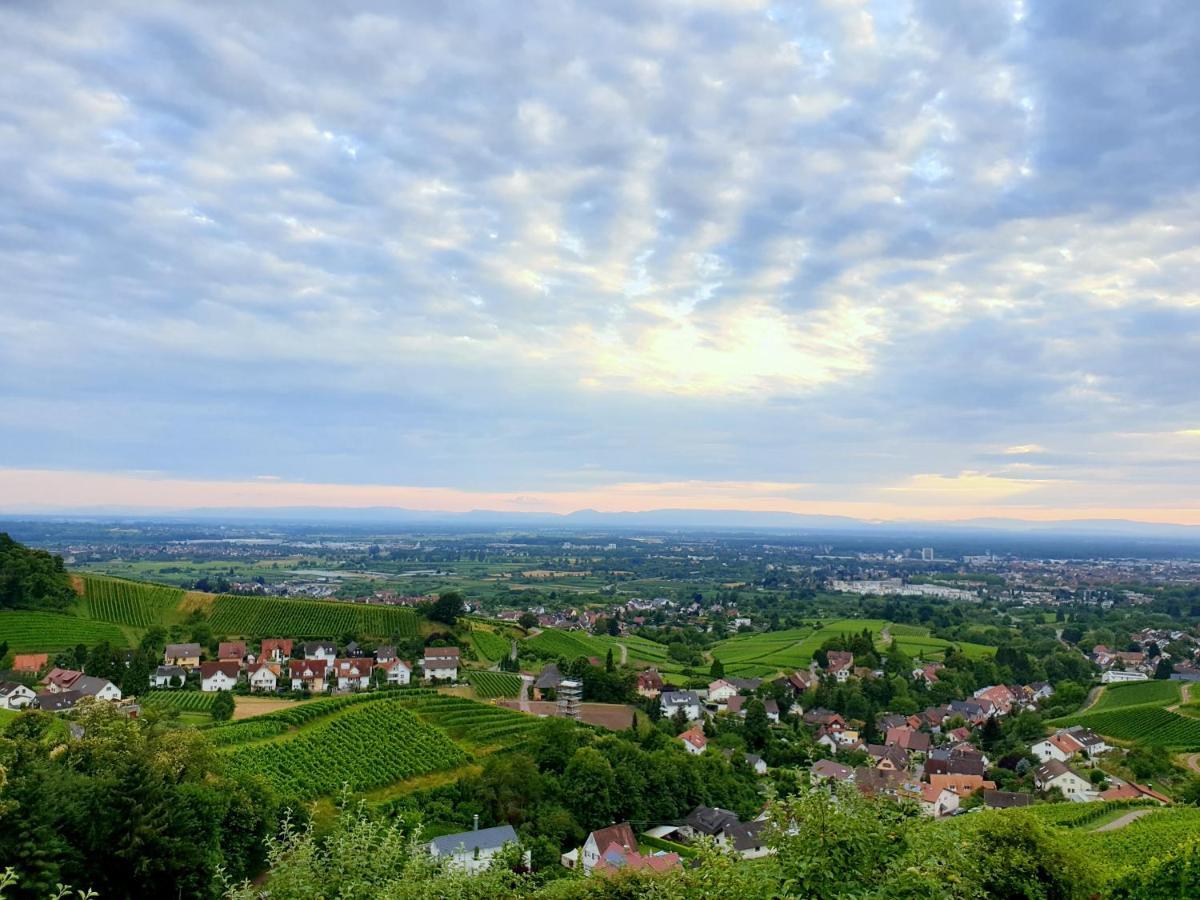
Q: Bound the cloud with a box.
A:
[0,1,1198,520]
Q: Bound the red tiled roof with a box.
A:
[12,653,48,673]
[200,661,240,679]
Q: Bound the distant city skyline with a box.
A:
[2,3,1198,524]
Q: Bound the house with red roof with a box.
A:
[200,660,240,692]
[679,726,708,755]
[332,658,372,691]
[288,658,328,692]
[260,639,293,662]
[11,653,48,675]
[826,651,854,683]
[246,661,279,693]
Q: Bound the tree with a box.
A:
[744,698,770,752]
[1155,657,1174,680]
[562,747,616,830]
[211,691,235,721]
[605,648,615,672]
[710,658,725,679]
[427,591,464,626]
[518,612,538,631]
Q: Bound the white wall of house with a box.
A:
[201,671,237,692]
[1031,740,1072,763]
[249,670,277,692]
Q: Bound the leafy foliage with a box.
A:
[0,611,126,652]
[0,533,75,611]
[467,671,523,698]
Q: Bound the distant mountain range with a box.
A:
[3,504,1199,538]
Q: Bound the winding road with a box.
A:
[1094,809,1154,832]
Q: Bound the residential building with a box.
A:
[635,669,664,698]
[810,759,854,783]
[332,658,372,691]
[1033,760,1093,799]
[983,790,1032,809]
[260,639,293,662]
[429,824,520,875]
[247,662,279,693]
[683,805,741,838]
[679,726,707,755]
[0,682,36,709]
[200,661,240,692]
[151,665,186,689]
[660,690,701,721]
[218,641,247,663]
[164,643,202,669]
[581,823,639,873]
[719,820,771,859]
[423,647,460,681]
[289,659,328,692]
[303,641,337,663]
[707,678,739,704]
[376,658,412,685]
[826,651,854,682]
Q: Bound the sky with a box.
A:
[2,0,1199,524]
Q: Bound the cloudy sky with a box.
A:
[2,0,1199,523]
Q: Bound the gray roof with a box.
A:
[73,675,115,696]
[155,665,186,677]
[36,691,83,711]
[534,663,562,689]
[722,820,767,852]
[429,824,518,856]
[686,805,740,835]
[662,690,699,705]
[165,643,201,656]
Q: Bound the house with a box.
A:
[218,641,247,663]
[247,662,279,693]
[1063,725,1110,758]
[151,665,186,689]
[200,661,241,692]
[727,695,776,719]
[344,641,365,658]
[984,789,1032,809]
[304,642,337,663]
[376,658,412,685]
[707,678,739,704]
[375,645,397,663]
[1099,783,1171,805]
[534,663,562,699]
[581,822,639,873]
[636,669,664,698]
[660,691,701,721]
[719,820,771,859]
[42,668,84,692]
[913,663,943,684]
[899,783,959,817]
[787,670,814,693]
[1029,682,1054,701]
[71,675,122,701]
[885,726,931,753]
[810,759,854,783]
[0,682,36,709]
[11,653,48,674]
[35,691,86,712]
[594,848,680,876]
[1033,760,1093,799]
[826,651,854,682]
[260,639,293,662]
[1032,732,1084,763]
[683,805,741,838]
[743,752,768,776]
[422,647,460,681]
[929,773,995,798]
[867,744,909,771]
[288,659,328,692]
[164,643,202,669]
[429,823,520,874]
[974,685,1017,715]
[679,726,708,755]
[332,658,372,691]
[854,767,907,798]
[803,709,846,731]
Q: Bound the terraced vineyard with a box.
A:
[0,611,127,652]
[467,671,523,698]
[141,691,218,712]
[1050,704,1200,750]
[206,594,418,639]
[80,574,183,627]
[222,699,469,799]
[1088,679,1181,712]
[525,628,609,660]
[1078,807,1200,879]
[406,695,545,745]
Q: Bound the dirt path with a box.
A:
[1165,682,1190,712]
[618,643,628,665]
[1094,809,1155,832]
[1183,753,1200,773]
[518,674,533,713]
[1080,685,1105,713]
[232,696,302,720]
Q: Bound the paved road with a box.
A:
[518,674,534,713]
[1094,809,1155,832]
[1080,685,1104,713]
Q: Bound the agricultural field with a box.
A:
[206,594,418,639]
[0,610,127,652]
[525,628,609,660]
[1076,807,1200,880]
[1088,679,1181,713]
[1050,704,1200,750]
[221,698,469,799]
[141,691,219,713]
[79,574,183,627]
[468,626,512,663]
[467,671,523,698]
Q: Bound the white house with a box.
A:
[423,647,460,681]
[0,681,35,709]
[1064,725,1110,758]
[679,727,707,755]
[72,675,122,702]
[1034,760,1094,799]
[247,662,279,693]
[1031,732,1084,763]
[200,661,240,692]
[151,665,186,689]
[377,658,412,685]
[707,679,738,704]
[429,824,520,874]
[660,690,701,721]
[332,659,372,691]
[581,823,639,874]
[304,642,337,664]
[289,659,328,692]
[718,820,771,859]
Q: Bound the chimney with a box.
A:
[473,814,479,831]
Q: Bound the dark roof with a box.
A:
[534,663,562,689]
[984,790,1032,809]
[154,665,186,678]
[73,675,116,696]
[164,643,200,657]
[686,805,740,835]
[304,641,336,653]
[429,824,518,856]
[722,820,767,851]
[36,691,84,711]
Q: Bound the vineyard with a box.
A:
[1089,680,1181,713]
[206,595,419,639]
[1049,704,1200,750]
[525,628,609,661]
[1079,807,1200,879]
[141,690,218,713]
[469,627,511,662]
[405,695,545,746]
[1024,799,1151,828]
[80,574,183,627]
[221,699,469,799]
[0,611,127,652]
[467,671,523,698]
